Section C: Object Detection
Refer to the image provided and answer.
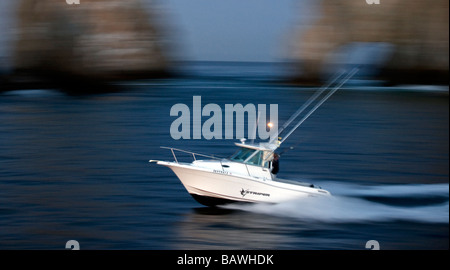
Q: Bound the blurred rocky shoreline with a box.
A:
[0,0,448,94]
[1,0,173,94]
[288,0,449,86]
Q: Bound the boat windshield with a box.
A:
[229,147,256,162]
[246,151,263,166]
[229,147,266,167]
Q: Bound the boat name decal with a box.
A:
[240,188,270,197]
[213,169,230,175]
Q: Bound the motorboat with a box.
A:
[150,141,330,206]
[150,68,358,207]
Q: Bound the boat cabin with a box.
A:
[229,142,276,169]
[191,140,279,180]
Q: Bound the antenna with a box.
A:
[275,68,359,145]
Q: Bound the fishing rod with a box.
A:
[273,67,359,146]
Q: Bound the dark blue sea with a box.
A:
[0,62,448,250]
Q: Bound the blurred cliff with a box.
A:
[1,0,448,92]
[2,0,173,94]
[289,0,449,85]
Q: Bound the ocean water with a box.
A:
[0,62,448,250]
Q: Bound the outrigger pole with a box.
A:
[272,67,359,146]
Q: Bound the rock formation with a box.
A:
[12,0,172,93]
[289,0,449,85]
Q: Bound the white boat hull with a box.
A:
[156,161,330,206]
